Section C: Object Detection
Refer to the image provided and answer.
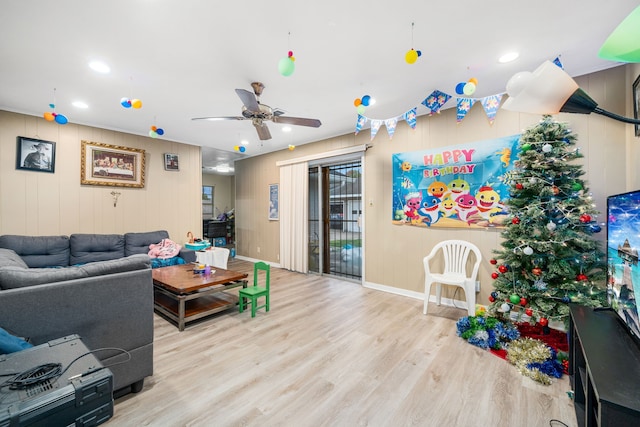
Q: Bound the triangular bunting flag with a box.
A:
[480,94,503,125]
[421,90,452,114]
[370,120,382,140]
[552,56,563,69]
[355,114,367,134]
[403,108,417,129]
[456,98,476,123]
[385,118,398,139]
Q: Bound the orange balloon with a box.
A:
[354,98,362,107]
[468,77,478,86]
[43,112,54,121]
[151,125,157,131]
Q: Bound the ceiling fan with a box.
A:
[192,82,322,140]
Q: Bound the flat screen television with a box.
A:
[607,189,640,341]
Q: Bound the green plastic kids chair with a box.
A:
[239,261,270,317]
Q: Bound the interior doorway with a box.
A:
[308,160,362,279]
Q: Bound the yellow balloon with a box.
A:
[234,145,240,151]
[468,77,478,86]
[405,49,418,64]
[288,145,295,151]
[43,112,54,121]
[132,99,142,109]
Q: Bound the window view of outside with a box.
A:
[202,186,214,219]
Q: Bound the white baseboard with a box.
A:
[234,255,282,269]
[363,280,472,311]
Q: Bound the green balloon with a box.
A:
[278,57,295,76]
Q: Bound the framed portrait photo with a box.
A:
[16,136,56,173]
[633,74,640,137]
[164,153,179,171]
[80,140,145,188]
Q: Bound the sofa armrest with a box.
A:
[179,248,196,263]
[0,268,154,391]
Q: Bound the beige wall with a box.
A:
[0,110,202,241]
[202,172,235,216]
[235,64,640,305]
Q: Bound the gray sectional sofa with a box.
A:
[0,230,195,396]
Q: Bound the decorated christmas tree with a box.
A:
[487,115,607,327]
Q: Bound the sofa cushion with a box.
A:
[124,231,169,256]
[0,248,29,269]
[0,235,70,267]
[70,234,125,265]
[78,254,151,276]
[0,266,88,290]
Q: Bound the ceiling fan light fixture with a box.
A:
[282,126,292,132]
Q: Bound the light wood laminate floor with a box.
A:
[109,259,577,427]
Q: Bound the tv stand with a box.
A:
[569,304,640,426]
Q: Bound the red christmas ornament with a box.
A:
[576,274,588,281]
[512,217,520,224]
[491,272,499,279]
[498,265,508,273]
[488,295,496,302]
[552,185,560,195]
[515,183,524,190]
[520,297,527,306]
[539,317,549,327]
[490,259,498,265]
[525,308,533,316]
[579,214,592,223]
[532,267,542,276]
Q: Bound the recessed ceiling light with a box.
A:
[89,61,110,74]
[240,139,249,145]
[498,52,519,63]
[282,126,292,133]
[72,101,88,109]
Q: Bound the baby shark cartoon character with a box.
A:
[400,161,412,172]
[419,195,442,226]
[427,181,448,199]
[475,185,503,222]
[455,193,478,225]
[447,178,470,198]
[439,194,457,218]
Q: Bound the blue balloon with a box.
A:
[455,82,466,95]
[361,95,371,107]
[121,98,132,108]
[55,114,68,124]
[156,128,164,135]
[239,146,246,153]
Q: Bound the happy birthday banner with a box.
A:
[355,90,505,140]
[392,134,520,229]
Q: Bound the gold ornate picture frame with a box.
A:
[81,140,145,187]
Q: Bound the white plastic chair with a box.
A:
[423,240,481,316]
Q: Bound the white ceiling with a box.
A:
[1,1,638,174]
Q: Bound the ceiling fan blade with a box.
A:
[235,88,260,113]
[272,116,322,128]
[253,121,272,140]
[191,116,247,121]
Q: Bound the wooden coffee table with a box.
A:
[152,264,248,331]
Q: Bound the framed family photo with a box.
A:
[80,140,145,188]
[633,74,640,137]
[164,153,179,171]
[16,136,56,173]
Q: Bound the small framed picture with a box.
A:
[633,74,640,137]
[16,136,56,173]
[269,183,279,220]
[164,153,179,171]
